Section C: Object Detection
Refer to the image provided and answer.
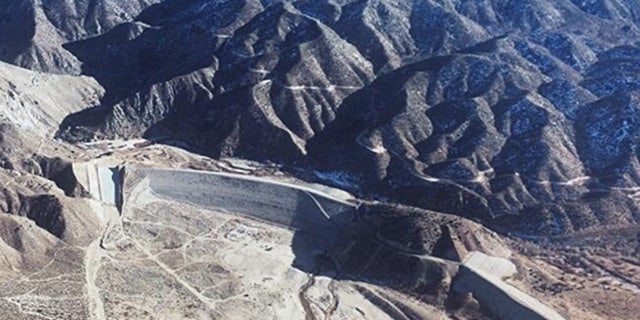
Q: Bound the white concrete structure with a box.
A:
[455,252,566,320]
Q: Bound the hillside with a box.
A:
[0,0,639,319]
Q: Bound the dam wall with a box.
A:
[125,167,355,239]
[119,166,565,320]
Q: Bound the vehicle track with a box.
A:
[299,273,317,320]
[324,279,339,320]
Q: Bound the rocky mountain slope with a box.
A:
[0,61,102,135]
[24,0,637,237]
[0,0,162,74]
[0,0,639,319]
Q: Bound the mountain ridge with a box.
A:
[2,0,640,236]
[0,1,639,318]
[40,0,640,236]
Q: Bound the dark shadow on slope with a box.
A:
[288,192,350,273]
[56,0,253,141]
[0,1,36,62]
[289,199,461,311]
[62,24,219,103]
[31,155,90,198]
[18,194,66,238]
[303,55,496,221]
[138,85,309,165]
[61,0,249,101]
[56,0,347,146]
[288,200,506,319]
[306,56,453,176]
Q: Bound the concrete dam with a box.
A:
[76,163,565,320]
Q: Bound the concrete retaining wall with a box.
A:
[73,162,122,208]
[454,252,565,320]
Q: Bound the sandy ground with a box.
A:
[0,137,627,319]
[82,169,440,320]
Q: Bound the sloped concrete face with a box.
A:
[73,162,122,207]
[464,251,517,279]
[129,166,355,230]
[97,167,116,206]
[454,252,566,320]
[124,166,358,273]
